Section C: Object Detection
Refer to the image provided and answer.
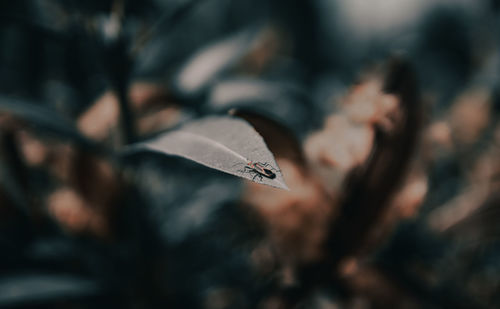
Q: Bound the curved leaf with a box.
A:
[0,96,100,150]
[123,116,288,190]
[173,25,262,97]
[0,274,98,306]
[207,78,314,137]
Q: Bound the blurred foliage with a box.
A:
[0,0,499,308]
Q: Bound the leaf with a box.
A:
[172,25,262,97]
[207,78,314,137]
[0,274,98,306]
[122,116,289,190]
[127,154,243,244]
[0,96,100,150]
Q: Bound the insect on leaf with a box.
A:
[123,116,289,190]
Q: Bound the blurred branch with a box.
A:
[328,57,422,264]
[0,131,30,216]
[131,0,205,54]
[102,0,135,144]
[106,0,209,144]
[286,57,424,307]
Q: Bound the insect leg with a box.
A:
[252,173,258,181]
[234,163,250,175]
[261,162,277,171]
[260,162,279,173]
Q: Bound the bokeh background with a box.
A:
[0,0,499,308]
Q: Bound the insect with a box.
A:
[234,161,278,181]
